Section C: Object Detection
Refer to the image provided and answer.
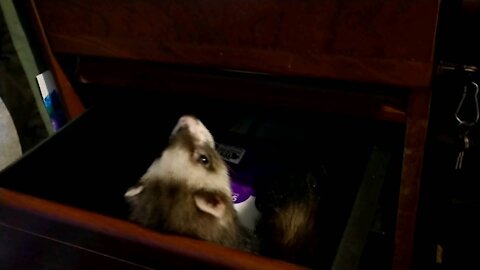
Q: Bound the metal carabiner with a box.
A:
[455,81,480,127]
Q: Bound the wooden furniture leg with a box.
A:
[393,88,431,270]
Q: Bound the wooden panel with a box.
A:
[0,223,148,270]
[32,0,439,88]
[0,188,307,270]
[75,57,407,122]
[394,88,432,270]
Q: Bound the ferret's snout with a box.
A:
[172,115,215,147]
[178,115,198,127]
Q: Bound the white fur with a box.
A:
[138,115,230,203]
[125,185,144,197]
[171,116,215,148]
[142,148,231,196]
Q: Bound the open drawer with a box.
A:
[2,1,440,269]
[0,92,404,269]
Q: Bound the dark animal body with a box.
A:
[255,168,322,266]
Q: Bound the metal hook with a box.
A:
[455,81,480,127]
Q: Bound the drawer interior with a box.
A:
[0,91,404,268]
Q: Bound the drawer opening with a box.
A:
[0,91,404,269]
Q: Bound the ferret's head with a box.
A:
[125,115,231,225]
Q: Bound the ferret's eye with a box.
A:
[198,154,209,165]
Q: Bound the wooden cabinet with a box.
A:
[0,1,441,269]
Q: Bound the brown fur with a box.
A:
[255,169,322,266]
[127,180,254,251]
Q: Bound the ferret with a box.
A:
[254,160,324,267]
[124,115,256,252]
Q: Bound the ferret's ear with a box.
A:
[194,191,226,219]
[125,184,144,198]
